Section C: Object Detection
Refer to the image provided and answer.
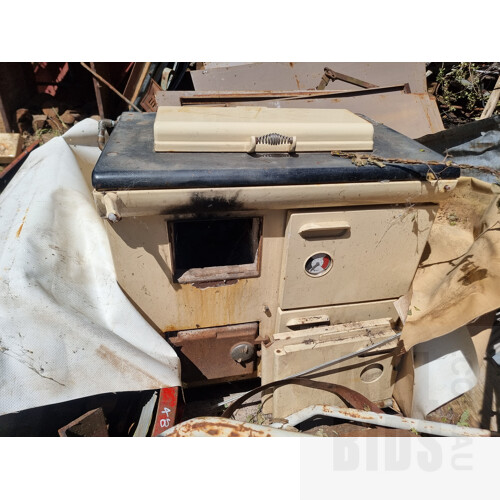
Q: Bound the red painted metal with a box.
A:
[151,387,180,436]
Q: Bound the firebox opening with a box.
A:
[170,217,262,283]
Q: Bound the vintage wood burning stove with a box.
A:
[92,107,460,417]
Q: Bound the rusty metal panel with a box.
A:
[140,79,162,112]
[58,408,108,437]
[191,62,428,93]
[317,67,379,90]
[169,323,259,383]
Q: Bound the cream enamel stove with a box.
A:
[92,106,460,417]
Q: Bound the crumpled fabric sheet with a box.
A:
[0,119,180,416]
[447,129,500,185]
[402,177,500,350]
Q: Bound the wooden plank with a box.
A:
[0,109,6,133]
[123,62,151,107]
[0,133,22,164]
[90,62,106,119]
[480,75,500,119]
[87,62,137,118]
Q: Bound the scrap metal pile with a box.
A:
[0,62,499,437]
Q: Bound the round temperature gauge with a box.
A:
[304,253,333,277]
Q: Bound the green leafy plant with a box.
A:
[447,213,459,226]
[457,410,470,427]
[436,63,484,113]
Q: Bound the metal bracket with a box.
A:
[316,67,379,90]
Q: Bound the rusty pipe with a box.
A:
[159,417,308,437]
[98,119,116,151]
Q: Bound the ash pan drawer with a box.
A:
[261,318,400,418]
[169,322,258,384]
[279,205,437,310]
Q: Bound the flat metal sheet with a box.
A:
[191,62,428,94]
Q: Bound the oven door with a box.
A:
[279,205,437,310]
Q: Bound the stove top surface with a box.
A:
[92,112,459,191]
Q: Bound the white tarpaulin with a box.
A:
[0,119,180,416]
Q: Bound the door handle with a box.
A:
[299,221,351,239]
[286,315,330,329]
[248,133,297,153]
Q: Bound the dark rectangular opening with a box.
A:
[170,217,262,284]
